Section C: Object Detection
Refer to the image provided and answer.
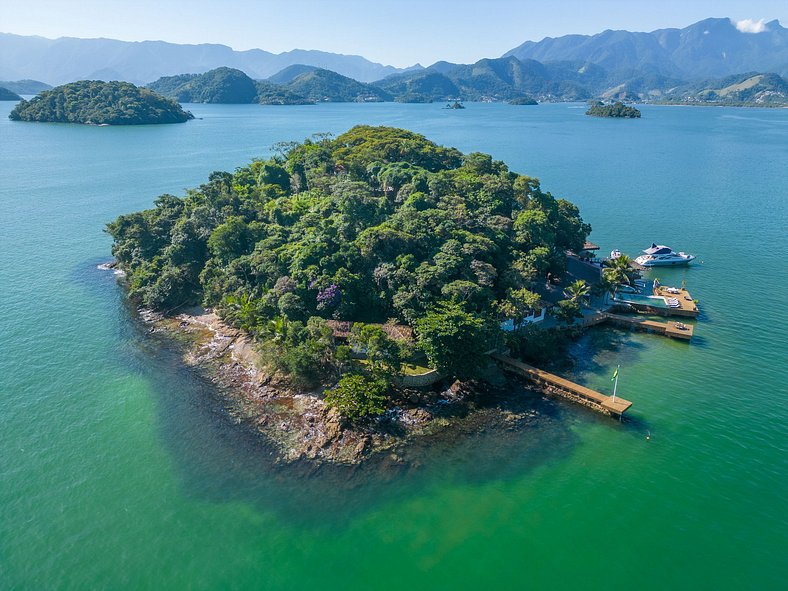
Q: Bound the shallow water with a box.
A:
[1,101,786,589]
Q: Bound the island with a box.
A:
[8,80,194,124]
[585,101,641,118]
[0,86,22,101]
[509,96,538,105]
[107,126,592,463]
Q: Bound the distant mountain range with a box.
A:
[378,57,788,105]
[3,18,788,107]
[0,33,407,85]
[3,18,787,88]
[503,17,788,79]
[142,61,788,108]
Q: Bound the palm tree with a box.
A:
[266,316,289,343]
[604,254,637,292]
[564,279,591,304]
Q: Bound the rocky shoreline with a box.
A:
[136,306,545,466]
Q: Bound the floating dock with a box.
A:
[491,353,632,419]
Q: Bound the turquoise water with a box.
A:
[1,102,786,590]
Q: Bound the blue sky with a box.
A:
[3,0,786,67]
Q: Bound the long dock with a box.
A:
[491,353,632,419]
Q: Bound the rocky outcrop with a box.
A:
[137,307,544,466]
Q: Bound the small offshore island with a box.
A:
[108,126,597,464]
[509,96,538,105]
[9,80,193,124]
[586,101,641,118]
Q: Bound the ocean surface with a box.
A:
[1,101,786,590]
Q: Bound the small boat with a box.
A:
[634,243,695,267]
[610,249,622,259]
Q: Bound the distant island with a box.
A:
[9,80,193,124]
[509,96,538,105]
[0,86,21,101]
[107,126,592,463]
[586,101,641,118]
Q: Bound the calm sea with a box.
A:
[1,101,786,590]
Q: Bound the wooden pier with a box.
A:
[491,353,632,419]
[603,313,694,341]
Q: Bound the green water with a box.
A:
[1,102,786,590]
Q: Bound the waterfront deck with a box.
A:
[653,286,699,317]
[491,353,632,418]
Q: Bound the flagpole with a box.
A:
[611,365,620,402]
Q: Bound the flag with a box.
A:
[611,366,619,381]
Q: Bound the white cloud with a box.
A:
[732,18,769,33]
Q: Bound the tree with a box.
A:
[207,217,258,264]
[603,255,637,293]
[324,373,388,421]
[553,299,582,325]
[498,288,541,323]
[415,302,493,379]
[563,279,590,304]
[349,323,404,375]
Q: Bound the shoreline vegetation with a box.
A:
[8,80,193,124]
[133,304,550,464]
[107,125,597,464]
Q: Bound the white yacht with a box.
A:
[635,243,695,267]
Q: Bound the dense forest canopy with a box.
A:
[585,101,641,118]
[8,80,193,124]
[108,126,590,385]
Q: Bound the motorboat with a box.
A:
[634,243,695,267]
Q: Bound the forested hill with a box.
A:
[9,80,193,124]
[0,86,21,101]
[148,66,390,104]
[107,126,589,382]
[148,67,262,103]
